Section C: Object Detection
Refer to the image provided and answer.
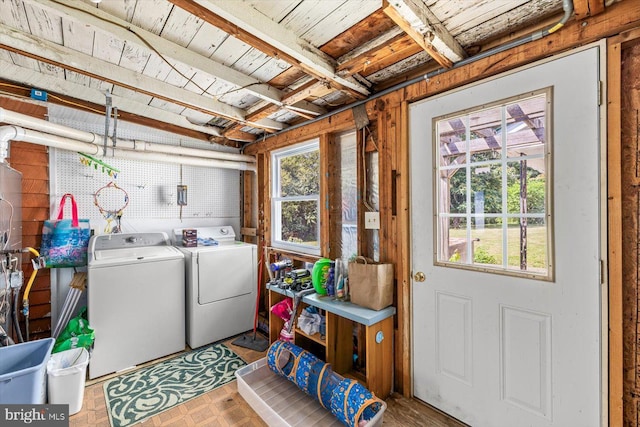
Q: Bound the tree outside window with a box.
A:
[271,140,320,254]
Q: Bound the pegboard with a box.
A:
[48,109,241,231]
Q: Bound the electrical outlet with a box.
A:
[365,211,380,229]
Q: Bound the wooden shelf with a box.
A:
[294,327,326,346]
[268,285,395,399]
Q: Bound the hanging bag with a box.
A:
[41,194,91,268]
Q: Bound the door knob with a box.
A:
[414,271,426,282]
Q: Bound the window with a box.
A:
[271,139,320,255]
[435,90,552,279]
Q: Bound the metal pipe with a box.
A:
[243,0,574,150]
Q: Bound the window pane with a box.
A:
[471,164,502,214]
[445,168,467,214]
[280,151,319,197]
[506,96,546,158]
[438,117,467,167]
[442,217,467,263]
[470,107,502,163]
[280,200,318,245]
[506,161,546,215]
[434,90,551,279]
[507,220,548,273]
[471,218,503,267]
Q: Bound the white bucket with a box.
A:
[47,348,89,415]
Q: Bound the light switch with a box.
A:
[365,211,380,229]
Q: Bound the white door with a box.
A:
[410,47,602,427]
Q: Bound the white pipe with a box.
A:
[0,107,255,163]
[104,148,257,172]
[0,126,21,162]
[3,127,256,172]
[0,107,99,144]
[116,139,255,162]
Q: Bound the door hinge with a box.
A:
[598,80,603,106]
[600,259,605,284]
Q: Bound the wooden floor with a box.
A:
[70,335,465,427]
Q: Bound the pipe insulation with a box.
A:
[0,127,256,172]
[0,107,255,163]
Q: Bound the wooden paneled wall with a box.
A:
[1,96,51,339]
[620,38,640,427]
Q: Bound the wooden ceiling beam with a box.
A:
[337,30,423,77]
[384,0,466,68]
[169,0,370,98]
[0,24,290,133]
[0,57,227,138]
[28,0,290,109]
[0,24,250,120]
[321,10,399,59]
[573,0,606,20]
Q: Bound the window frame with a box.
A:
[271,138,321,255]
[432,88,554,281]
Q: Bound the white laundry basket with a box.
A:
[47,348,89,415]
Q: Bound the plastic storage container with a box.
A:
[0,338,55,404]
[236,358,386,427]
[47,347,89,415]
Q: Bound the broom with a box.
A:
[232,248,269,351]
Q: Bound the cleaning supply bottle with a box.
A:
[326,262,335,297]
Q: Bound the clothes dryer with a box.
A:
[174,226,257,349]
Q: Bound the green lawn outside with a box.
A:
[450,224,548,269]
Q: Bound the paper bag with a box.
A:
[348,257,394,310]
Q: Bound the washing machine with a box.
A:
[174,226,257,349]
[87,232,185,379]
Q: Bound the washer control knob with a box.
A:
[125,236,138,244]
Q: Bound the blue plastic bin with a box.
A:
[0,338,55,404]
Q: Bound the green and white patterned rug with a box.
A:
[103,343,246,427]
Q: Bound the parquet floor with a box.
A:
[69,335,465,427]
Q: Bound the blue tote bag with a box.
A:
[41,194,91,268]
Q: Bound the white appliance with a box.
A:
[174,226,257,349]
[87,232,185,379]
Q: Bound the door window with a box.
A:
[435,90,552,279]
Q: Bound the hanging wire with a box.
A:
[50,0,266,102]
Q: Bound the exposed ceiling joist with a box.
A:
[573,0,606,19]
[217,128,257,144]
[0,23,293,131]
[0,58,223,137]
[337,29,422,77]
[169,0,370,98]
[29,0,293,108]
[384,0,467,68]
